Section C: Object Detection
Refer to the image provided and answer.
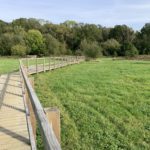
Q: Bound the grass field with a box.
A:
[34,58,150,150]
[0,57,19,74]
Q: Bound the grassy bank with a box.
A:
[0,57,19,74]
[34,59,150,149]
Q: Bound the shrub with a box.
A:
[44,34,68,55]
[102,39,121,56]
[11,44,27,56]
[80,39,102,58]
[26,29,45,55]
[122,42,139,57]
[75,49,83,56]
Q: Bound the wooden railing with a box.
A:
[21,56,85,75]
[19,56,85,150]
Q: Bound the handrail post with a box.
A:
[60,56,63,67]
[49,56,51,70]
[27,58,29,69]
[59,57,60,67]
[76,56,77,63]
[26,58,29,74]
[43,58,45,72]
[45,108,61,143]
[54,57,56,69]
[28,77,37,139]
[36,58,37,73]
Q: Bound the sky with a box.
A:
[0,0,150,30]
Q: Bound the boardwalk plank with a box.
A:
[0,73,31,150]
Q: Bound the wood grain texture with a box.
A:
[0,73,31,150]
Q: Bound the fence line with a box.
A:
[21,56,84,75]
[19,56,85,150]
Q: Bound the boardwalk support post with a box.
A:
[45,108,61,143]
[29,77,37,139]
[43,58,45,72]
[36,58,38,74]
[49,56,51,70]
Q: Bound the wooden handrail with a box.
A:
[19,56,85,149]
[20,60,61,150]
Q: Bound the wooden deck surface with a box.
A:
[0,57,84,150]
[0,73,31,150]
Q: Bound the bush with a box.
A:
[44,34,67,55]
[122,42,139,57]
[26,29,45,55]
[0,34,14,55]
[125,47,139,57]
[75,49,83,56]
[11,44,27,56]
[102,39,120,56]
[80,39,102,58]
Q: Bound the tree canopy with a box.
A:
[0,18,149,57]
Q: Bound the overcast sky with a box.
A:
[0,0,150,30]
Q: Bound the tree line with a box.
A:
[0,18,150,58]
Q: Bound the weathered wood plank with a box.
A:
[20,62,61,150]
[0,73,31,150]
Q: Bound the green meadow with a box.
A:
[34,59,150,150]
[0,57,19,74]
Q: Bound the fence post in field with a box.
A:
[53,57,55,69]
[43,57,45,72]
[63,56,65,66]
[76,56,77,63]
[69,56,71,64]
[49,56,51,70]
[36,58,38,74]
[66,56,68,65]
[26,57,29,71]
[45,108,61,143]
[26,57,29,68]
[60,57,62,67]
[59,57,60,67]
[65,56,66,65]
[60,57,61,67]
[71,56,73,64]
[61,57,63,67]
[54,57,56,69]
[57,57,59,67]
[26,58,28,68]
[68,56,70,65]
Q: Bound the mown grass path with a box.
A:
[34,59,150,150]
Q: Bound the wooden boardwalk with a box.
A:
[0,56,85,150]
[27,58,83,75]
[0,73,31,150]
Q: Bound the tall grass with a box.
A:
[0,57,19,74]
[34,59,150,150]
